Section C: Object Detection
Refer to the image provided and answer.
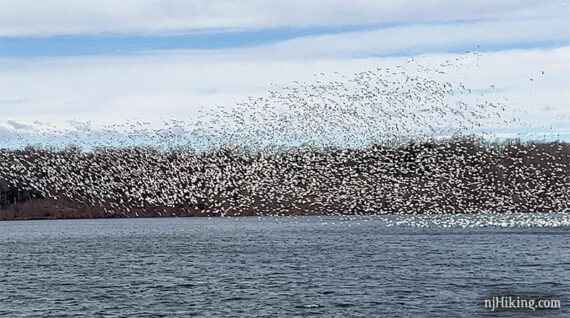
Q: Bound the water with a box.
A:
[0,215,568,317]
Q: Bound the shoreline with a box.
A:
[1,197,567,221]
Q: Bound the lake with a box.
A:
[1,214,568,317]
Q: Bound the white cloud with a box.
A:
[0,0,568,36]
[0,7,569,135]
[1,44,569,129]
[243,16,570,59]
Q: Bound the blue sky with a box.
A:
[2,15,569,59]
[0,0,569,142]
[1,25,392,58]
[2,24,568,59]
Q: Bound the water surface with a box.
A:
[1,215,568,317]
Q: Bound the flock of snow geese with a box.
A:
[0,54,568,226]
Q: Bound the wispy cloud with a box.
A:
[1,0,567,36]
[0,0,568,140]
[1,44,568,126]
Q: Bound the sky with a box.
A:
[0,0,569,142]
